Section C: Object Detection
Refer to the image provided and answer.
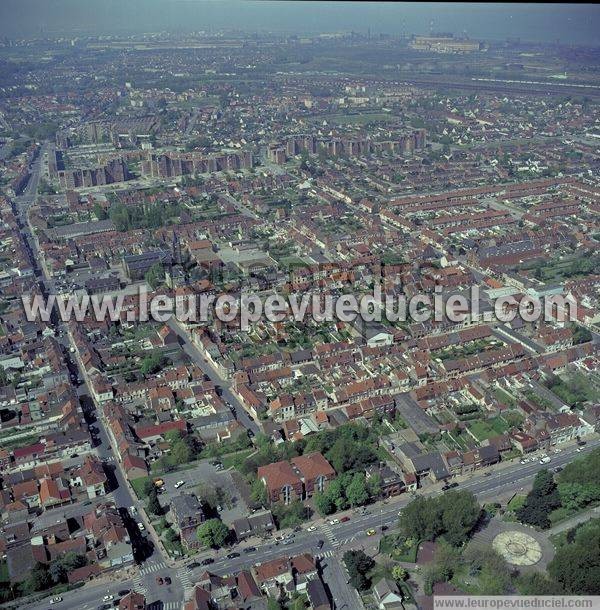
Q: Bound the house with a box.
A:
[122,452,149,480]
[119,591,146,610]
[257,452,336,505]
[232,509,275,541]
[307,577,331,610]
[373,578,404,610]
[170,493,206,549]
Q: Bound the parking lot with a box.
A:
[156,459,249,525]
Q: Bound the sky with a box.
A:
[0,1,599,46]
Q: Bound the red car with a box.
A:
[340,516,350,523]
[156,576,164,585]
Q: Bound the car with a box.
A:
[366,529,376,536]
[247,430,255,438]
[381,525,388,532]
[293,525,302,532]
[164,577,172,585]
[576,447,583,452]
[282,539,293,545]
[577,439,587,447]
[97,605,111,610]
[103,596,114,602]
[226,552,240,559]
[156,576,164,585]
[520,459,527,465]
[442,482,459,491]
[118,590,130,597]
[328,518,340,525]
[317,539,324,549]
[130,505,138,515]
[243,546,257,554]
[539,456,551,464]
[50,597,63,604]
[188,562,201,569]
[174,480,185,489]
[201,558,215,566]
[553,466,563,473]
[307,525,317,532]
[137,522,145,532]
[340,516,350,523]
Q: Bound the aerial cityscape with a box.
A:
[0,2,599,610]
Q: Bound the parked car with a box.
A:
[307,525,317,532]
[442,482,459,491]
[156,576,164,585]
[317,539,324,549]
[328,518,340,525]
[137,522,145,532]
[118,590,130,597]
[243,546,257,554]
[50,597,63,605]
[201,558,214,566]
[366,529,376,536]
[102,596,114,602]
[340,516,350,523]
[539,456,551,464]
[226,552,240,559]
[174,480,185,489]
[164,577,172,585]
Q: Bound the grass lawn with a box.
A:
[494,387,516,407]
[468,416,509,442]
[380,534,420,563]
[504,494,526,521]
[221,449,254,470]
[130,476,151,499]
[0,560,9,584]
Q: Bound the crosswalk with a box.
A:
[177,567,195,592]
[139,560,169,576]
[131,572,147,596]
[317,549,336,559]
[321,524,340,547]
[162,602,182,610]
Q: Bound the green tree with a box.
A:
[440,490,481,546]
[170,439,193,464]
[391,565,408,582]
[250,479,268,508]
[346,473,369,507]
[196,518,230,549]
[343,550,374,591]
[314,491,335,516]
[145,262,164,289]
[399,496,442,541]
[516,469,560,529]
[147,487,163,516]
[23,563,52,594]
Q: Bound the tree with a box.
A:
[314,491,335,516]
[170,439,193,464]
[399,496,442,542]
[516,469,560,529]
[145,262,164,289]
[196,518,230,549]
[346,473,369,507]
[164,527,179,543]
[343,550,375,591]
[147,487,163,516]
[548,518,600,594]
[249,479,268,508]
[140,353,166,376]
[391,565,408,582]
[440,490,481,547]
[23,563,52,594]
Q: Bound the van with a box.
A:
[539,456,551,464]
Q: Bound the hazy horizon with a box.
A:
[0,1,599,46]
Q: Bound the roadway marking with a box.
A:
[139,560,169,576]
[177,567,195,591]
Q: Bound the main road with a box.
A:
[16,145,182,610]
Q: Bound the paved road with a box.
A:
[16,147,182,610]
[166,317,260,434]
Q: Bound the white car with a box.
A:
[137,522,145,532]
[103,595,114,602]
[328,519,340,525]
[130,505,137,515]
[307,525,317,532]
[49,598,63,605]
[174,481,185,489]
